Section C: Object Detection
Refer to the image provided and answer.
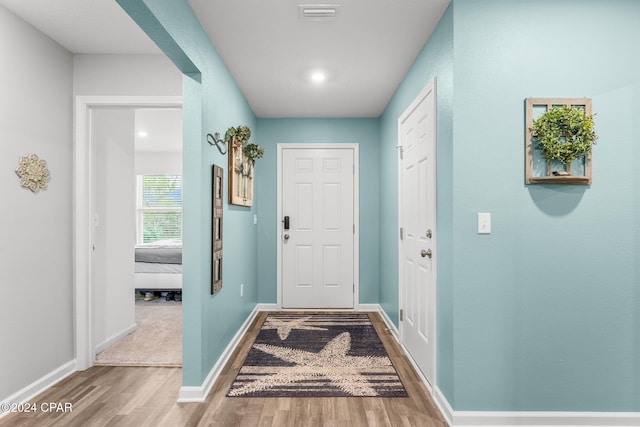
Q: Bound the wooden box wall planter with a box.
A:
[525,98,593,185]
[229,136,254,206]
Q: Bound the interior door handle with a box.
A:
[421,249,432,258]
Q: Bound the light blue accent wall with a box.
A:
[450,0,640,411]
[379,3,454,400]
[118,0,258,387]
[381,0,640,412]
[255,119,380,304]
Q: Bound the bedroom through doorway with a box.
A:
[91,106,183,368]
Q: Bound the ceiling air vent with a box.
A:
[298,4,339,21]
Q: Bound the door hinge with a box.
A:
[400,309,404,322]
[399,147,404,160]
[353,224,355,234]
[400,227,403,240]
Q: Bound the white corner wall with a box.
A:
[0,5,74,401]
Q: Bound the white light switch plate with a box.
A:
[478,212,491,234]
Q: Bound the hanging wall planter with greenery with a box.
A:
[225,125,264,207]
[530,105,597,175]
[224,125,264,163]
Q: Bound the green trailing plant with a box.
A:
[224,125,251,145]
[530,106,597,167]
[224,125,264,162]
[243,143,264,162]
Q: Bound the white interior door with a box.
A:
[399,79,437,385]
[281,147,355,309]
[92,108,136,353]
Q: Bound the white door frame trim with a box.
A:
[397,77,437,386]
[73,95,183,370]
[276,143,360,310]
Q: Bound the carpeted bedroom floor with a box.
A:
[95,297,182,367]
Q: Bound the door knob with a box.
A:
[421,249,432,258]
[283,234,290,241]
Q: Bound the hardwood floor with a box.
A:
[0,312,448,427]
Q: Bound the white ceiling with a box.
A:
[189,0,450,117]
[0,0,450,118]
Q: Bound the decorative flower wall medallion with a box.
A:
[15,154,50,193]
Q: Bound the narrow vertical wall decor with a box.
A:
[212,164,223,294]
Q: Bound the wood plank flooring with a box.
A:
[0,312,447,427]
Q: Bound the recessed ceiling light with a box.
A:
[137,131,148,137]
[311,71,326,83]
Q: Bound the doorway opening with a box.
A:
[74,96,183,370]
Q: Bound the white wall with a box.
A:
[74,54,182,96]
[0,5,74,400]
[93,109,137,351]
[135,152,182,175]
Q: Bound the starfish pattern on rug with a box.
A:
[228,332,394,397]
[261,315,328,340]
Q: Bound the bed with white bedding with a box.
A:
[135,246,182,291]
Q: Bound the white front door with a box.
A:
[281,146,355,309]
[399,79,437,385]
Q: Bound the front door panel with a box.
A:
[282,148,354,309]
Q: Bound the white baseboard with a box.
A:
[431,374,640,427]
[255,303,278,311]
[177,306,260,402]
[444,405,640,427]
[0,360,76,420]
[356,303,378,310]
[95,323,137,354]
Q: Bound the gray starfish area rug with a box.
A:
[227,313,408,397]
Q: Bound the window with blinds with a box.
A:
[136,175,183,245]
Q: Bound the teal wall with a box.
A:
[381,0,640,412]
[451,0,640,411]
[255,119,381,304]
[118,0,258,387]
